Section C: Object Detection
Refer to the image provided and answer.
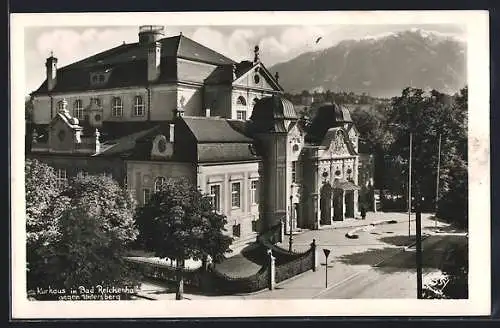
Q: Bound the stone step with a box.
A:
[228,232,259,256]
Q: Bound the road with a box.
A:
[314,234,460,299]
[135,213,467,300]
[249,215,467,299]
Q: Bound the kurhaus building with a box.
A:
[27,25,361,248]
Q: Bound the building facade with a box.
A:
[27,26,361,247]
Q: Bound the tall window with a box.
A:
[143,188,151,204]
[154,176,166,192]
[291,161,297,183]
[134,96,145,116]
[250,180,259,205]
[112,97,123,117]
[209,184,221,212]
[56,169,68,188]
[73,99,83,119]
[57,101,65,111]
[236,110,247,121]
[232,224,241,237]
[231,182,241,208]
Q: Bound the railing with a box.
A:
[124,257,204,288]
[275,248,314,283]
[209,265,270,295]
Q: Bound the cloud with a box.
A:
[190,27,258,62]
[35,27,137,68]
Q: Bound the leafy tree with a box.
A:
[25,159,63,290]
[136,178,233,300]
[387,87,468,223]
[51,175,140,289]
[26,166,140,297]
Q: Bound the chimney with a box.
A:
[205,108,211,117]
[147,41,161,82]
[169,123,175,143]
[138,25,165,44]
[45,52,58,92]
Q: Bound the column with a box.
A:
[342,190,346,221]
[353,189,359,218]
[268,250,276,290]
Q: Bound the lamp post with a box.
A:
[289,194,294,252]
[408,132,413,238]
[434,133,442,228]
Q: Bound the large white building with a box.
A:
[28,25,360,248]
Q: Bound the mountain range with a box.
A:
[269,28,466,98]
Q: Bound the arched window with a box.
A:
[236,96,247,106]
[112,97,123,117]
[73,99,83,119]
[154,176,166,192]
[134,95,145,116]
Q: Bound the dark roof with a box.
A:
[97,126,161,156]
[306,102,353,143]
[249,95,298,133]
[182,116,253,143]
[204,60,255,85]
[197,143,259,163]
[32,34,235,95]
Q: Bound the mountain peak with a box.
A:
[270,28,466,97]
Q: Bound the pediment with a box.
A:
[233,63,283,92]
[319,128,357,159]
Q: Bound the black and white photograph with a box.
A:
[10,11,490,318]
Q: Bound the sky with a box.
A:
[24,24,464,96]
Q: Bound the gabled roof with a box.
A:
[32,34,235,95]
[182,116,253,143]
[204,61,284,92]
[233,62,284,92]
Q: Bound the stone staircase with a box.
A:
[228,232,259,257]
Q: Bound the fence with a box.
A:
[124,257,204,288]
[127,222,318,295]
[208,265,270,295]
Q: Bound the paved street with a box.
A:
[135,212,467,300]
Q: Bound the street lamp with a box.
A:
[289,192,294,252]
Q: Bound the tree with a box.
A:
[52,175,140,290]
[386,87,468,222]
[25,166,140,297]
[135,178,233,300]
[25,159,63,290]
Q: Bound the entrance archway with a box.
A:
[333,188,343,221]
[320,183,333,225]
[345,190,355,218]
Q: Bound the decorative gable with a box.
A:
[318,128,357,159]
[233,63,283,92]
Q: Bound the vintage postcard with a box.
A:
[10,11,490,318]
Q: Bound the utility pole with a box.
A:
[435,133,442,228]
[415,194,423,299]
[408,132,413,238]
[289,195,293,252]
